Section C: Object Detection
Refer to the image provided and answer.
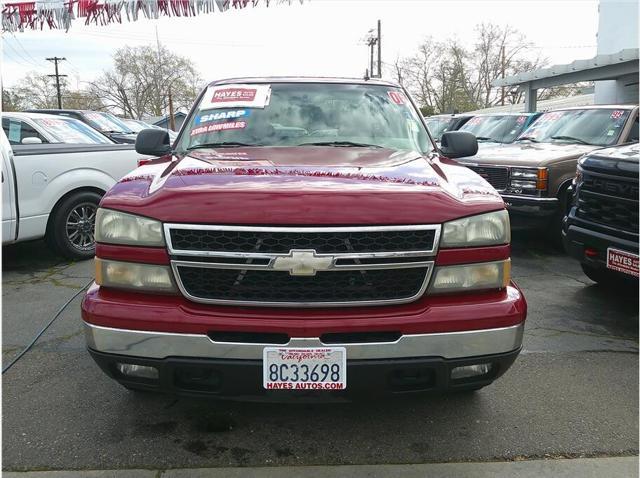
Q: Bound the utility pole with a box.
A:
[500,45,506,106]
[366,36,377,79]
[168,87,175,131]
[377,20,382,79]
[46,57,67,109]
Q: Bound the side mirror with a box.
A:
[21,136,43,144]
[439,131,478,159]
[135,128,171,156]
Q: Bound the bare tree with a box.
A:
[392,23,583,114]
[2,72,103,111]
[90,45,203,119]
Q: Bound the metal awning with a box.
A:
[492,48,639,112]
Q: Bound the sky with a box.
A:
[2,0,600,91]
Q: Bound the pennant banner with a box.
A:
[2,0,302,32]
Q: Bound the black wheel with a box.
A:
[47,191,101,260]
[548,186,573,250]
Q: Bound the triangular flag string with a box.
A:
[2,0,302,31]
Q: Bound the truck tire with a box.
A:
[47,191,101,260]
[549,186,572,250]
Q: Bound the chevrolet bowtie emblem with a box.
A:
[272,249,334,276]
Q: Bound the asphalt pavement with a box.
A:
[2,231,638,473]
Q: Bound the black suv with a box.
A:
[563,143,639,284]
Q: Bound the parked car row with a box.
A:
[427,105,638,283]
[2,110,177,146]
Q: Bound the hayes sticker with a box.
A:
[607,248,639,277]
[212,88,256,103]
[200,84,271,110]
[196,109,249,124]
[388,91,406,105]
[190,121,247,136]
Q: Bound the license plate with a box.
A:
[606,248,639,277]
[263,347,346,390]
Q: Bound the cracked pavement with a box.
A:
[2,232,638,471]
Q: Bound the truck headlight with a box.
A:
[508,167,548,193]
[441,210,510,248]
[429,260,511,293]
[95,209,164,246]
[95,258,176,293]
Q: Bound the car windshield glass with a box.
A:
[178,83,432,154]
[83,112,131,133]
[32,117,112,144]
[517,109,630,146]
[124,120,147,133]
[425,117,453,140]
[460,115,531,143]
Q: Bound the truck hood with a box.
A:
[461,142,598,167]
[102,146,504,225]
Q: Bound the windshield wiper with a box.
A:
[297,141,383,148]
[187,142,260,150]
[550,135,590,145]
[475,136,495,141]
[515,136,540,143]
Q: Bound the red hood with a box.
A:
[101,147,504,225]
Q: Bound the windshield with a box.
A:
[83,112,133,134]
[425,117,453,140]
[178,83,432,154]
[33,117,112,144]
[123,119,148,133]
[460,115,531,143]
[517,108,630,146]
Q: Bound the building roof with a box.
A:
[145,112,187,126]
[493,48,639,89]
[466,93,596,114]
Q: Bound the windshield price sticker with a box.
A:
[606,248,639,277]
[610,110,625,120]
[388,90,406,105]
[263,347,347,390]
[201,84,271,110]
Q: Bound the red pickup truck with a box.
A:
[82,77,526,398]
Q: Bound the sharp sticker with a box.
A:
[196,109,250,124]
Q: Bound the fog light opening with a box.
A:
[116,363,159,380]
[451,363,493,381]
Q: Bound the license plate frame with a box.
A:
[262,347,347,391]
[606,247,639,277]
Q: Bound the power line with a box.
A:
[46,57,67,109]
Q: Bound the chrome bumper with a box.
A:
[84,322,524,361]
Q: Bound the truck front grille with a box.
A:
[577,172,639,234]
[165,224,440,307]
[577,191,638,233]
[176,266,430,304]
[465,166,509,191]
[169,228,437,254]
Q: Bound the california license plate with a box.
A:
[606,248,639,277]
[263,347,347,390]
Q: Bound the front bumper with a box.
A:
[83,282,526,397]
[563,217,639,272]
[87,324,523,398]
[501,194,558,228]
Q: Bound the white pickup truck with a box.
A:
[1,130,146,259]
